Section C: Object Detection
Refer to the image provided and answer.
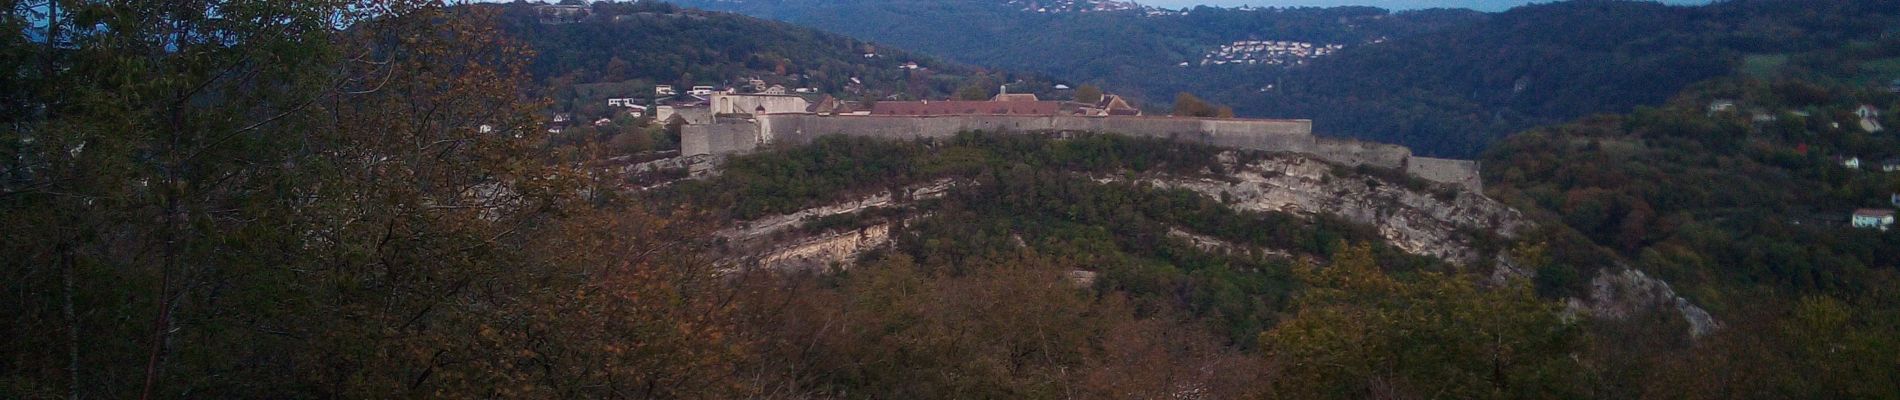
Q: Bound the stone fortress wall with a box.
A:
[683,114,1483,192]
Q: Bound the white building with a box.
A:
[1852,209,1894,231]
[655,85,676,97]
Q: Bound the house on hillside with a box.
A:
[535,5,590,24]
[1707,99,1737,115]
[1857,105,1884,133]
[690,86,716,96]
[1882,157,1900,172]
[1889,79,1900,94]
[606,98,642,108]
[1891,193,1900,208]
[655,85,676,97]
[1836,156,1862,170]
[1852,209,1895,231]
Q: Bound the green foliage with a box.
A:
[671,132,1445,346]
[1074,84,1103,104]
[1263,244,1586,399]
[488,1,1008,112]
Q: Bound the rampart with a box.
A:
[682,114,1483,192]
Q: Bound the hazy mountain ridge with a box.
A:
[668,0,1900,157]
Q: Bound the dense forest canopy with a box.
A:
[487,1,1063,116]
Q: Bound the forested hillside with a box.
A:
[1475,30,1900,396]
[672,0,1480,103]
[1250,0,1900,156]
[484,1,1047,114]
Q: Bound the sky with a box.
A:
[1139,0,1714,12]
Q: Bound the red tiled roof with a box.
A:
[871,100,1061,116]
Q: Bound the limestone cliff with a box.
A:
[708,151,1714,337]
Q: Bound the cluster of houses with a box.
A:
[1009,0,1141,13]
[1709,99,1900,231]
[639,83,1141,126]
[534,4,589,24]
[1188,40,1344,67]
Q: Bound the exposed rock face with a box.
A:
[1167,227,1294,261]
[1132,154,1527,265]
[750,223,893,272]
[1568,267,1720,337]
[714,179,953,271]
[709,152,1718,337]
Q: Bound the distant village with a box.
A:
[563,77,1145,134]
[1007,0,1141,14]
[1190,40,1346,67]
[1710,94,1900,233]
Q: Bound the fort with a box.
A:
[681,113,1484,192]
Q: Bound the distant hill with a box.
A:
[1243,0,1900,156]
[670,0,1900,157]
[482,1,1055,114]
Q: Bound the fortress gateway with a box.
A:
[674,97,1482,192]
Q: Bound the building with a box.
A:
[690,86,716,96]
[991,89,1040,102]
[1836,156,1862,170]
[535,5,589,24]
[1707,99,1737,115]
[606,98,642,108]
[1889,79,1900,94]
[1882,158,1900,172]
[655,105,713,125]
[1851,209,1895,231]
[871,100,1061,116]
[655,85,676,97]
[806,95,869,116]
[1857,104,1884,133]
[1074,94,1140,116]
[1891,193,1900,208]
[710,93,812,115]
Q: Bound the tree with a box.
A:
[953,75,998,101]
[1261,243,1586,399]
[1075,84,1104,104]
[1173,92,1222,117]
[0,1,752,397]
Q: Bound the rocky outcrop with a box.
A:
[715,179,954,270]
[708,151,1718,337]
[1130,153,1526,265]
[1567,267,1720,337]
[749,223,893,272]
[1167,227,1294,261]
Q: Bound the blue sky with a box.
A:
[1140,0,1714,12]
